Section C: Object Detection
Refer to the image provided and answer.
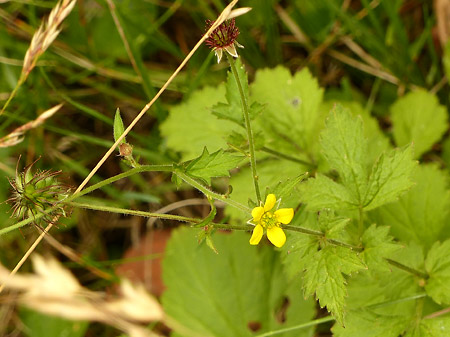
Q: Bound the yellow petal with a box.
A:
[264,194,277,212]
[274,208,294,224]
[267,226,286,248]
[252,206,264,222]
[249,225,264,245]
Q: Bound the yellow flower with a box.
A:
[249,194,294,248]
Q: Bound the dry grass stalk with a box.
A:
[0,255,163,337]
[0,104,63,148]
[21,0,77,81]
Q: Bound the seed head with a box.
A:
[205,18,244,63]
[7,159,71,225]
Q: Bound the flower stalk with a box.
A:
[226,53,261,203]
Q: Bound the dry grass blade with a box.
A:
[21,0,77,81]
[0,104,63,148]
[0,0,76,115]
[0,255,163,337]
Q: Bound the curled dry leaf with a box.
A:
[0,255,163,337]
[0,104,62,148]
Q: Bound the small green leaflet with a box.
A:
[113,108,125,145]
[303,246,366,325]
[185,147,243,185]
[425,239,450,305]
[391,90,448,159]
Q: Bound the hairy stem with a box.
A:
[227,54,261,203]
[175,170,251,213]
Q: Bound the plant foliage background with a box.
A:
[1,0,450,336]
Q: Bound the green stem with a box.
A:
[261,146,315,167]
[385,258,428,279]
[0,79,22,116]
[175,170,251,214]
[68,202,203,223]
[226,54,261,203]
[255,316,335,337]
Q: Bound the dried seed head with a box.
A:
[205,18,240,50]
[7,159,71,225]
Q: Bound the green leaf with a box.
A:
[412,316,450,337]
[20,308,88,337]
[162,228,315,337]
[303,246,366,325]
[300,173,357,211]
[369,164,450,250]
[160,85,237,160]
[320,105,368,204]
[332,310,409,337]
[113,108,126,145]
[391,90,448,159]
[320,101,391,164]
[251,67,325,157]
[363,145,417,210]
[361,225,399,269]
[425,239,450,305]
[185,147,243,185]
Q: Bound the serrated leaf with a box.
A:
[320,101,391,164]
[320,105,368,204]
[369,164,450,249]
[162,228,315,337]
[185,147,242,185]
[113,108,125,145]
[160,85,237,160]
[391,90,448,159]
[363,145,416,210]
[303,246,365,325]
[361,225,399,269]
[425,239,450,305]
[300,173,357,211]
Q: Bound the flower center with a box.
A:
[261,212,278,229]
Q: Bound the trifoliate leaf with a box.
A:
[363,145,416,211]
[185,147,242,185]
[332,309,409,337]
[391,90,448,159]
[425,239,450,305]
[160,85,237,160]
[162,228,315,337]
[361,225,399,269]
[251,66,325,157]
[300,173,357,211]
[320,105,368,204]
[113,108,125,145]
[369,164,449,250]
[303,246,366,325]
